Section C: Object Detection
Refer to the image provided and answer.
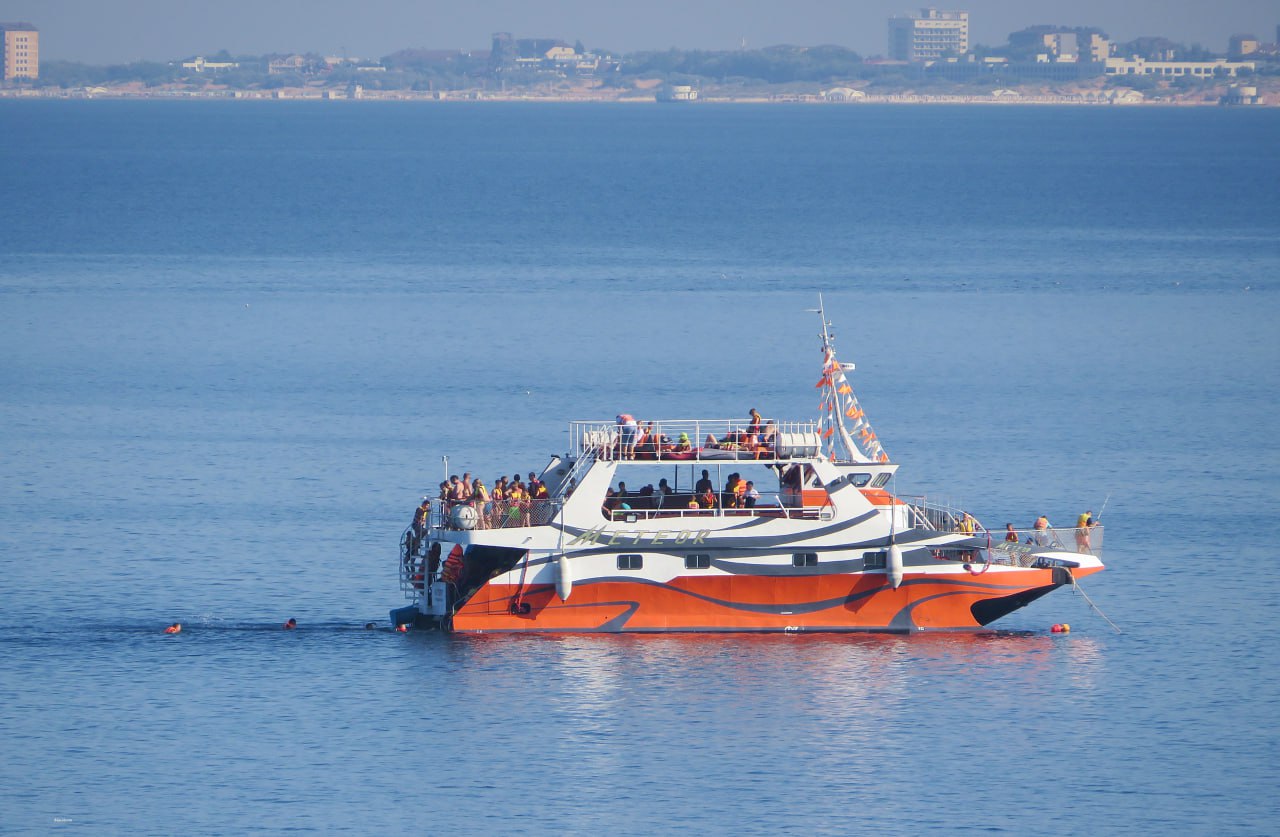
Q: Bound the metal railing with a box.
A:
[996,525,1104,557]
[569,418,823,462]
[926,525,1104,570]
[902,496,969,532]
[430,498,562,531]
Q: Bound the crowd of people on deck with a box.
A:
[612,409,778,460]
[603,469,762,516]
[411,470,566,535]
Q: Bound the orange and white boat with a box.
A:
[392,302,1104,634]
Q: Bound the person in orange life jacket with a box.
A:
[723,474,741,509]
[164,623,181,634]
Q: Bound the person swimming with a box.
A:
[164,623,181,634]
[283,618,297,630]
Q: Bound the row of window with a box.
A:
[615,550,889,570]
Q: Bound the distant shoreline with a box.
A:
[1,88,1275,107]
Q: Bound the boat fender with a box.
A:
[887,543,904,589]
[556,554,572,602]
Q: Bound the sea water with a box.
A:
[1,101,1278,834]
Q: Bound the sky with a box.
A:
[2,0,1278,64]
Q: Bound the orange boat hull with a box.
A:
[449,566,1101,633]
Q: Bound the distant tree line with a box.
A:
[621,45,865,84]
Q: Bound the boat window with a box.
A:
[849,473,872,487]
[617,554,643,570]
[685,554,711,569]
[863,551,887,569]
[792,553,818,567]
[871,473,891,488]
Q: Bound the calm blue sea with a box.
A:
[2,101,1278,835]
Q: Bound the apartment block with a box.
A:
[889,8,969,62]
[1,21,38,80]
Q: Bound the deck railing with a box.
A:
[569,418,823,462]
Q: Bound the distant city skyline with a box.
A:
[2,0,1277,64]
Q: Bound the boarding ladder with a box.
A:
[557,447,597,499]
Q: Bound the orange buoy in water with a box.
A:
[1050,624,1062,633]
[164,623,181,634]
[1061,623,1071,633]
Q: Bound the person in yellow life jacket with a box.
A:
[471,480,490,529]
[164,623,181,634]
[687,496,700,509]
[1075,510,1095,553]
[958,512,976,534]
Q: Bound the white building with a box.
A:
[1104,57,1255,78]
[888,8,969,63]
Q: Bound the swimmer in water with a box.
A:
[283,618,297,630]
[164,623,181,634]
[364,622,377,630]
[396,624,408,632]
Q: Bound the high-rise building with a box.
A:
[888,8,969,62]
[1,21,38,80]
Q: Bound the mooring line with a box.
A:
[1069,574,1122,634]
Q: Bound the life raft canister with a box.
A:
[440,544,465,584]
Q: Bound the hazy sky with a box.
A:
[3,0,1278,63]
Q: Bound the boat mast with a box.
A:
[811,295,888,465]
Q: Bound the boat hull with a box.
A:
[448,565,1100,633]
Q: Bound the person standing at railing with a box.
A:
[471,480,490,530]
[1005,523,1019,543]
[748,408,764,435]
[1075,510,1096,554]
[411,497,431,547]
[1032,515,1051,546]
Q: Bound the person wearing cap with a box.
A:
[675,432,692,453]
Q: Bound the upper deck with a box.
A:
[570,418,829,464]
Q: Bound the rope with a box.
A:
[1068,571,1123,634]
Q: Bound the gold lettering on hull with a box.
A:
[568,526,712,547]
